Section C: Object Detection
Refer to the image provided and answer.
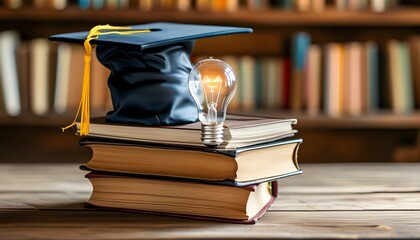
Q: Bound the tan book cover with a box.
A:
[30,38,50,116]
[344,42,363,116]
[324,43,343,117]
[306,44,322,115]
[77,114,298,149]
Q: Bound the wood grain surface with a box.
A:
[1,163,419,239]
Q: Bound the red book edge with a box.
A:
[282,58,291,108]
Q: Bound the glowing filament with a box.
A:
[201,75,222,123]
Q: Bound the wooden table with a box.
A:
[1,163,419,239]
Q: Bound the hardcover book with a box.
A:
[81,137,302,186]
[76,114,297,149]
[85,172,278,224]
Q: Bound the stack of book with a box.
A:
[77,114,302,223]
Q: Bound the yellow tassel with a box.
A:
[62,24,150,136]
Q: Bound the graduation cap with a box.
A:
[49,22,252,135]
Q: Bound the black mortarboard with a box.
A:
[49,22,252,132]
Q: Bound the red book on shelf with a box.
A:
[282,58,291,109]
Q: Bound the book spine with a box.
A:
[290,32,310,112]
[0,31,21,116]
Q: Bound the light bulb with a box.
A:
[188,58,237,147]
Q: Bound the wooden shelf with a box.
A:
[1,6,419,163]
[296,113,420,129]
[0,115,77,127]
[242,111,420,129]
[2,112,420,129]
[1,8,420,27]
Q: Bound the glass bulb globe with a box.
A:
[188,58,237,147]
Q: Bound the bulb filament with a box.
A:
[201,75,222,123]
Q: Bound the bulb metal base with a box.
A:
[201,122,224,148]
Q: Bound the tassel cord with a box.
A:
[61,25,150,135]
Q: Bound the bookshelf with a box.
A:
[1,1,419,163]
[2,7,420,26]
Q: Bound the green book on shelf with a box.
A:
[387,40,415,114]
[366,41,379,112]
[399,41,415,113]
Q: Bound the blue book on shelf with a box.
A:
[292,32,311,71]
[366,41,379,112]
[78,0,90,9]
[290,32,311,111]
[92,0,104,9]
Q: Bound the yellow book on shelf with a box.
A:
[324,43,344,117]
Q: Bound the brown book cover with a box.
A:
[16,41,30,115]
[0,76,5,117]
[48,42,58,112]
[80,137,302,186]
[85,172,278,224]
[66,45,85,113]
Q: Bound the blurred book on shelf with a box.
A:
[1,0,418,12]
[0,31,21,117]
[0,30,420,118]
